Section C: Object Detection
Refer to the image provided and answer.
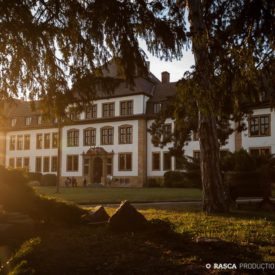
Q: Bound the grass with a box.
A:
[34,187,202,204]
[2,206,275,274]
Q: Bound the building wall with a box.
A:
[5,128,58,173]
[61,120,139,178]
[0,131,6,166]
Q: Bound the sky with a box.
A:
[147,50,195,82]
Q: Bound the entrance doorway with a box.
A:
[93,157,103,183]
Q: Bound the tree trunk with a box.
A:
[188,0,230,212]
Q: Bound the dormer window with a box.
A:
[120,101,133,116]
[25,117,32,126]
[37,116,42,125]
[11,118,16,127]
[85,104,97,119]
[153,103,162,114]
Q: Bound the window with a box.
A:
[153,103,162,114]
[36,134,43,149]
[68,111,80,121]
[17,135,23,150]
[118,153,132,171]
[102,103,115,117]
[67,155,78,172]
[119,125,132,144]
[11,118,16,127]
[16,158,22,168]
[193,131,199,141]
[85,104,97,119]
[10,136,16,150]
[152,152,160,170]
[35,157,42,172]
[249,115,270,137]
[52,133,58,148]
[23,157,30,170]
[163,124,172,142]
[67,129,79,147]
[83,158,89,176]
[250,147,271,157]
[107,157,113,175]
[9,158,15,168]
[51,156,58,172]
[193,151,200,160]
[120,101,133,116]
[163,152,172,171]
[84,128,96,146]
[37,116,42,125]
[44,133,50,149]
[24,135,30,150]
[25,117,32,126]
[101,127,113,145]
[43,157,50,172]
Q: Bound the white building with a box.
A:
[0,67,274,187]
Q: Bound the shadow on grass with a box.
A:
[3,220,263,275]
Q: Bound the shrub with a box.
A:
[41,174,57,186]
[27,172,42,183]
[146,178,162,188]
[0,166,87,224]
[164,171,201,188]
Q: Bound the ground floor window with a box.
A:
[35,157,42,172]
[83,158,89,176]
[43,157,50,173]
[118,153,132,171]
[67,155,79,172]
[9,158,15,168]
[249,147,271,156]
[23,157,30,170]
[152,152,160,170]
[16,157,22,168]
[51,156,58,172]
[163,152,172,171]
[193,151,200,160]
[107,157,113,175]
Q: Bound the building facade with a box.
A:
[1,69,274,187]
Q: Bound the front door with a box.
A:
[93,157,103,183]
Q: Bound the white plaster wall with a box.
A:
[241,108,275,153]
[5,128,58,173]
[61,120,139,177]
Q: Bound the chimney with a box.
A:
[161,71,170,83]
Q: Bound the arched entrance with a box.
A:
[82,147,114,185]
[93,157,103,183]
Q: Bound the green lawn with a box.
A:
[3,207,275,274]
[34,187,202,204]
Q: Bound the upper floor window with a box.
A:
[102,103,115,118]
[249,115,270,137]
[119,125,132,144]
[120,101,133,116]
[11,118,17,127]
[85,105,97,119]
[17,135,23,150]
[84,128,96,146]
[68,111,80,121]
[25,117,32,126]
[163,124,172,142]
[67,129,79,147]
[52,133,58,148]
[101,127,113,145]
[118,153,132,171]
[9,136,16,150]
[153,103,162,114]
[44,133,50,149]
[36,134,43,149]
[24,135,30,150]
